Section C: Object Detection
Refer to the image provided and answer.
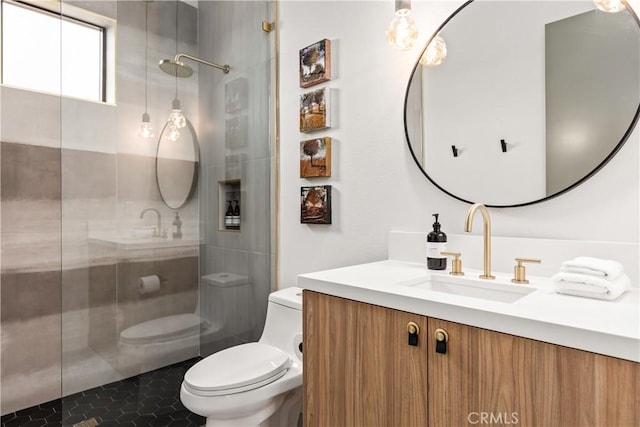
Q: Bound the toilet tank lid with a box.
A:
[201,272,248,287]
[269,286,302,310]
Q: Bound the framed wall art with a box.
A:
[301,185,332,224]
[300,137,331,178]
[300,88,330,133]
[299,39,331,88]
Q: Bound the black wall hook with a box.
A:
[500,139,507,153]
[451,145,458,157]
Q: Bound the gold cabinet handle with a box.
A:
[512,258,542,284]
[407,321,420,335]
[407,322,420,346]
[440,251,464,276]
[434,328,449,354]
[435,328,448,342]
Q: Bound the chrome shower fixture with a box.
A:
[159,53,230,77]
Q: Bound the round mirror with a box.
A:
[156,120,199,209]
[405,0,640,207]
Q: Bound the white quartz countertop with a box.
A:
[297,260,640,363]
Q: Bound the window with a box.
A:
[1,0,106,102]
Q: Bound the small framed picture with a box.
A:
[299,39,331,88]
[300,88,330,133]
[301,185,332,224]
[300,137,331,178]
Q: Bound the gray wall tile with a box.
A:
[62,149,116,200]
[0,87,61,148]
[0,317,62,415]
[197,0,274,353]
[0,271,62,322]
[117,153,161,202]
[1,143,61,201]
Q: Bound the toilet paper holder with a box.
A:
[138,275,166,295]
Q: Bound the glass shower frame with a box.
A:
[0,0,276,424]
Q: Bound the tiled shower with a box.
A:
[0,0,275,424]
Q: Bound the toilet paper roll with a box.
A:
[138,275,161,295]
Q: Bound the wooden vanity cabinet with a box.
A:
[303,290,429,426]
[429,318,640,426]
[304,290,640,427]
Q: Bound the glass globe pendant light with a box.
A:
[139,1,153,139]
[139,112,153,139]
[165,0,187,139]
[593,0,626,13]
[166,123,180,142]
[420,34,448,67]
[167,98,187,129]
[386,0,419,51]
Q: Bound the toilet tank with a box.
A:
[200,272,252,335]
[259,287,303,358]
[201,272,249,288]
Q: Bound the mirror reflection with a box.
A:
[405,0,640,207]
[156,120,199,209]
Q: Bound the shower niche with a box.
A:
[219,180,242,231]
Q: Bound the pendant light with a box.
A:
[420,34,448,67]
[385,0,419,51]
[168,97,187,129]
[166,0,186,141]
[593,0,626,13]
[139,0,153,139]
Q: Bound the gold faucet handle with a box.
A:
[441,251,464,276]
[512,258,542,284]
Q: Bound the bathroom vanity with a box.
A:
[299,260,640,426]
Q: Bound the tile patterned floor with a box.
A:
[1,358,204,427]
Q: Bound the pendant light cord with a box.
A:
[144,0,149,113]
[174,0,179,100]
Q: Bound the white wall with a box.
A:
[278,0,640,287]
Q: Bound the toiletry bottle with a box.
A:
[172,212,183,239]
[427,213,447,270]
[232,200,240,229]
[225,200,233,229]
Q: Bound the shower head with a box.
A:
[159,53,230,77]
[159,58,193,78]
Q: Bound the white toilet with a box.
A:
[116,272,252,377]
[180,286,303,427]
[116,313,217,377]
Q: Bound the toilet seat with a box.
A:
[183,342,291,397]
[120,313,205,345]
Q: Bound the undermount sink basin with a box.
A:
[119,236,164,242]
[402,275,536,303]
[88,234,199,250]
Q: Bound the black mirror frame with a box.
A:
[155,119,200,210]
[403,0,640,208]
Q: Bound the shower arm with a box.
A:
[175,53,230,74]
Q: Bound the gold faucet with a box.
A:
[464,203,495,280]
[140,207,162,237]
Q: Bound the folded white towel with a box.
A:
[560,256,624,280]
[552,271,631,301]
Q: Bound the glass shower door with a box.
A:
[60,1,202,425]
[1,0,274,424]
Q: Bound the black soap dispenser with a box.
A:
[172,212,183,239]
[427,213,447,270]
